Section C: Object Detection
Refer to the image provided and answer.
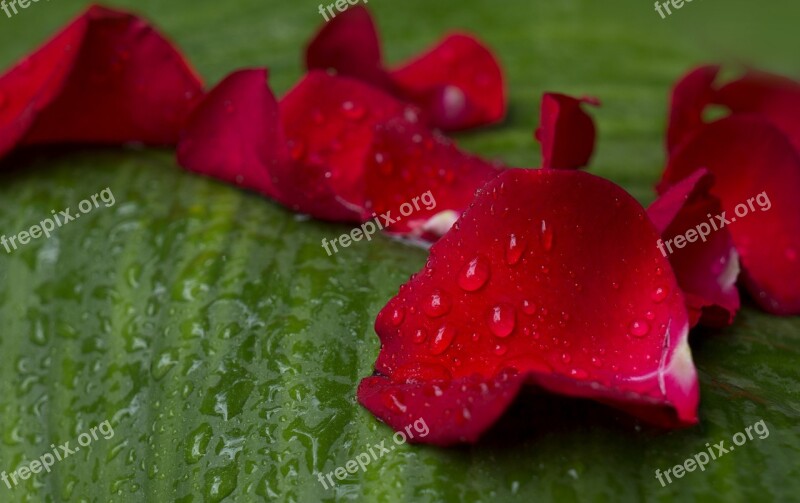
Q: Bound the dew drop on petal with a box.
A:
[489,303,515,338]
[341,100,367,121]
[423,290,451,317]
[630,320,650,337]
[430,324,456,355]
[390,307,404,326]
[413,328,427,344]
[541,220,554,251]
[522,299,537,315]
[458,256,490,292]
[652,286,668,303]
[506,233,525,265]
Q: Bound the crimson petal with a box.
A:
[177,69,286,200]
[305,7,506,132]
[278,71,410,220]
[714,69,800,152]
[0,5,203,160]
[305,6,394,90]
[390,33,506,131]
[363,118,503,239]
[648,169,740,327]
[663,116,800,314]
[666,65,719,154]
[535,93,600,169]
[359,169,699,445]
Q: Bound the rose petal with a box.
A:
[305,6,394,90]
[535,93,600,169]
[0,5,203,160]
[714,69,800,152]
[648,169,740,327]
[666,65,720,154]
[363,118,503,238]
[358,370,525,446]
[278,71,409,220]
[359,169,699,444]
[390,33,506,131]
[663,115,800,315]
[177,68,286,200]
[305,7,506,132]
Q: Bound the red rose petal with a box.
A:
[714,70,800,152]
[305,7,506,132]
[666,65,719,154]
[359,169,699,444]
[278,71,410,220]
[648,169,740,327]
[358,370,525,446]
[663,116,800,315]
[390,33,506,131]
[0,5,203,160]
[305,6,394,90]
[177,68,286,200]
[535,93,600,169]
[363,118,503,239]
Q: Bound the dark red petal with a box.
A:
[359,169,699,444]
[666,65,719,154]
[390,34,506,131]
[648,169,740,327]
[363,119,503,239]
[663,116,800,314]
[305,6,394,90]
[0,5,203,159]
[177,69,286,199]
[534,93,600,170]
[715,70,800,152]
[358,370,525,446]
[278,71,410,219]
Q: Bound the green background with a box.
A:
[0,0,798,501]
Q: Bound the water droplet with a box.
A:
[591,356,603,368]
[561,353,571,364]
[645,310,655,321]
[390,307,404,326]
[341,100,366,121]
[494,343,508,356]
[413,328,427,344]
[489,303,516,338]
[430,324,456,355]
[458,256,490,291]
[522,299,537,315]
[423,290,451,317]
[374,152,394,175]
[652,286,668,303]
[630,320,650,337]
[570,368,589,379]
[471,332,480,342]
[506,234,526,265]
[541,220,554,251]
